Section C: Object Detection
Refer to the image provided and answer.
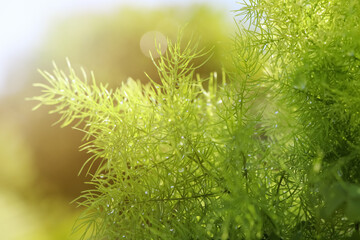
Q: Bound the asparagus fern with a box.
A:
[31,1,360,239]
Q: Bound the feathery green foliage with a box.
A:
[31,1,360,239]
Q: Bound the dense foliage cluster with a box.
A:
[32,0,360,239]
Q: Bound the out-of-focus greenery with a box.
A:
[30,6,233,87]
[0,4,234,240]
[0,114,84,240]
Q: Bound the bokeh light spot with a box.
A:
[140,31,167,58]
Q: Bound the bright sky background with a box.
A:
[0,0,240,97]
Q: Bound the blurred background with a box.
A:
[0,0,238,239]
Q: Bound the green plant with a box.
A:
[31,0,360,239]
